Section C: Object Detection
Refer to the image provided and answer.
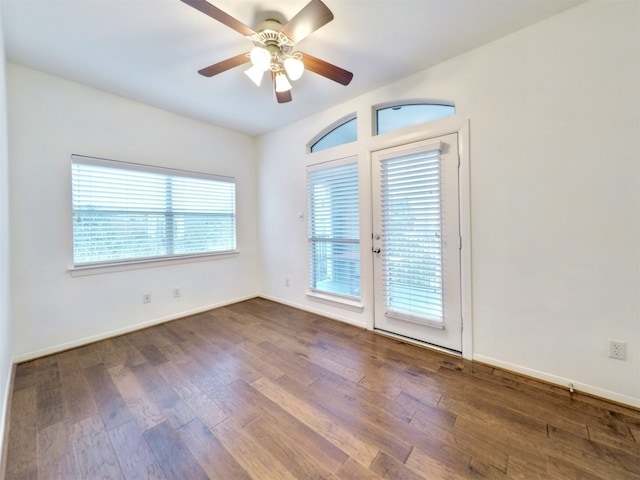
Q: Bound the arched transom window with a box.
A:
[375,102,455,135]
[309,116,357,153]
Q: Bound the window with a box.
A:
[71,155,236,267]
[307,159,360,298]
[380,146,444,323]
[310,116,357,153]
[375,103,455,135]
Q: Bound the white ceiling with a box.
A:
[1,0,585,136]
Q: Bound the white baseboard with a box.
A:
[12,293,259,363]
[259,295,639,409]
[0,362,14,480]
[10,294,638,410]
[257,294,367,330]
[473,354,640,409]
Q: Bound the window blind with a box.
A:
[307,160,360,298]
[380,148,443,323]
[71,155,236,266]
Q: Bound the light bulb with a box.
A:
[274,72,292,92]
[250,46,271,71]
[244,65,264,86]
[284,56,304,81]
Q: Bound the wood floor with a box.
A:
[4,298,640,479]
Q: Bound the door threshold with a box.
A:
[373,328,462,358]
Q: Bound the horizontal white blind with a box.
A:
[381,148,443,323]
[71,155,236,266]
[308,161,360,298]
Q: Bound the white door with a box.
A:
[372,134,462,352]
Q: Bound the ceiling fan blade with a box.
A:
[280,0,334,44]
[198,53,249,77]
[302,53,353,86]
[272,72,293,103]
[180,0,256,37]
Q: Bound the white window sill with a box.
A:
[306,291,364,311]
[68,251,239,277]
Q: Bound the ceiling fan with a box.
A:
[180,0,353,103]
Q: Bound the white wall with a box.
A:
[258,1,640,407]
[8,64,260,360]
[0,4,13,466]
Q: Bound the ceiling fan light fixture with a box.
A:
[183,0,353,103]
[284,56,304,81]
[244,65,264,86]
[250,46,271,71]
[274,72,292,92]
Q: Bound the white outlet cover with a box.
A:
[608,340,627,360]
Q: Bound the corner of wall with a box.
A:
[0,4,16,475]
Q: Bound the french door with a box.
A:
[371,133,462,352]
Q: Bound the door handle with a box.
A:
[372,247,381,254]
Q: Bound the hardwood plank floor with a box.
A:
[5,298,640,479]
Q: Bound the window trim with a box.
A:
[69,154,238,274]
[68,250,239,277]
[71,154,234,184]
[306,290,364,311]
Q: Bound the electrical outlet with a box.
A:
[608,340,626,360]
[143,293,151,304]
[173,287,181,298]
[285,278,290,287]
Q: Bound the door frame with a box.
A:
[365,117,472,359]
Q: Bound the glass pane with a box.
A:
[310,240,361,298]
[376,104,454,135]
[73,211,167,263]
[72,157,236,266]
[381,149,443,322]
[310,117,357,152]
[172,213,235,254]
[307,161,360,299]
